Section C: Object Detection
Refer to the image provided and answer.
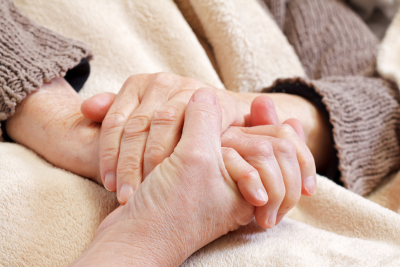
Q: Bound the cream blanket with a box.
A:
[1,0,400,266]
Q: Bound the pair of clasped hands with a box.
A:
[81,73,316,229]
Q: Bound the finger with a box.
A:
[221,147,268,207]
[143,96,189,178]
[222,137,285,229]
[240,125,316,196]
[266,137,301,225]
[81,92,117,122]
[283,118,305,142]
[116,101,165,204]
[100,79,143,193]
[176,88,222,158]
[116,74,188,204]
[223,127,303,220]
[250,95,279,126]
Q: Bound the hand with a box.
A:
[219,95,316,228]
[71,89,255,267]
[81,73,250,204]
[5,78,102,183]
[221,123,315,228]
[84,88,317,228]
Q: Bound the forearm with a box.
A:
[5,78,101,183]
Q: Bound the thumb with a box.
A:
[250,95,279,126]
[179,88,222,153]
[81,92,117,122]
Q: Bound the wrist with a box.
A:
[267,93,332,171]
[72,211,188,267]
[6,78,102,183]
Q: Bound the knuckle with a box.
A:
[252,140,274,158]
[274,139,296,155]
[102,111,126,131]
[221,147,237,160]
[144,144,166,163]
[300,152,316,167]
[184,76,208,88]
[270,185,286,203]
[284,189,301,206]
[151,72,178,88]
[277,124,295,136]
[100,146,119,162]
[124,115,151,135]
[118,156,142,175]
[240,167,259,182]
[152,105,181,126]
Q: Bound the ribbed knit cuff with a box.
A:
[0,0,93,125]
[267,76,400,196]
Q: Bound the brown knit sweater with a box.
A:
[0,0,92,135]
[263,0,400,195]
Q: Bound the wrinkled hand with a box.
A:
[6,78,101,182]
[83,78,316,228]
[71,88,255,266]
[82,73,249,204]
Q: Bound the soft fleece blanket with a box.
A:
[1,0,400,266]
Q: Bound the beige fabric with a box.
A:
[186,0,305,92]
[0,143,119,266]
[2,0,400,266]
[378,9,400,88]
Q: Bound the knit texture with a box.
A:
[0,0,92,124]
[270,77,400,195]
[266,0,379,79]
[262,0,400,195]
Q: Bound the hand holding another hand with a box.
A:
[83,73,316,229]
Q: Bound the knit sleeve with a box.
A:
[0,0,93,129]
[267,77,400,196]
[264,0,379,80]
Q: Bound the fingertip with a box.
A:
[104,172,116,192]
[302,175,317,196]
[251,95,279,126]
[118,184,134,205]
[81,92,117,122]
[239,185,268,207]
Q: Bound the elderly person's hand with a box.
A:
[70,88,256,266]
[5,78,102,183]
[81,73,251,203]
[82,73,322,205]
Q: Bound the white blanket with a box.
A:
[1,0,400,266]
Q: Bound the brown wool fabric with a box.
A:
[263,0,400,195]
[266,0,379,79]
[0,0,92,125]
[269,77,400,195]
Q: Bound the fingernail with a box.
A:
[256,188,268,203]
[193,89,216,105]
[119,184,134,204]
[304,176,316,195]
[104,173,116,191]
[276,213,286,225]
[267,210,278,228]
